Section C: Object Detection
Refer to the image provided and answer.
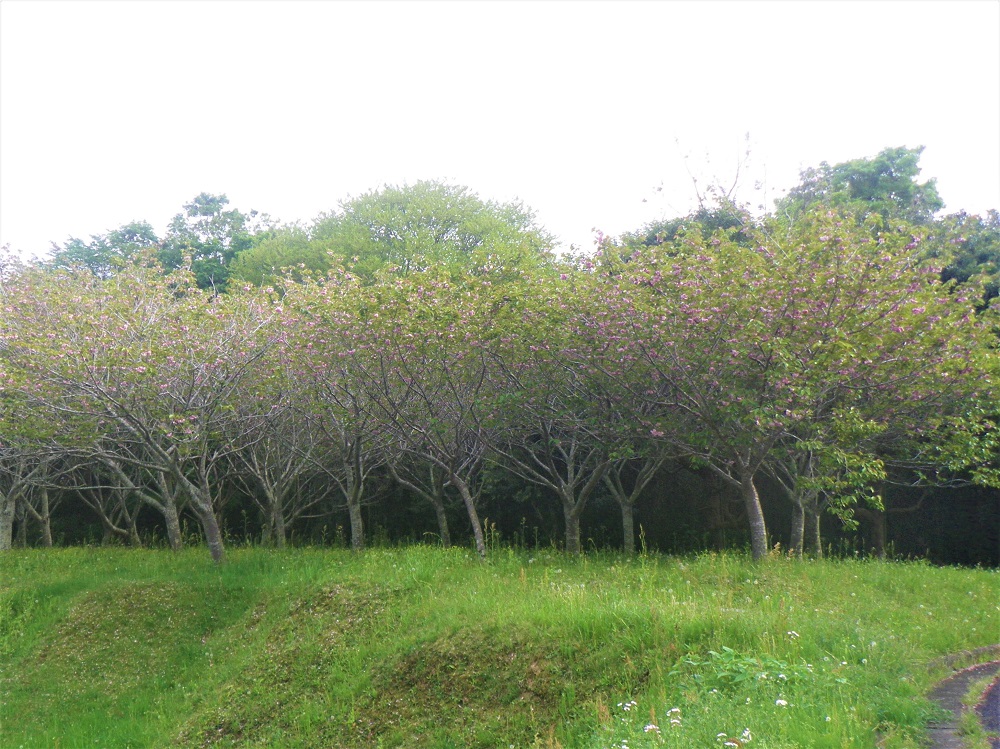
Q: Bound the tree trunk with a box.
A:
[740,472,769,561]
[37,487,53,548]
[0,495,14,552]
[806,501,823,558]
[870,509,886,560]
[14,502,27,547]
[346,487,365,552]
[193,503,226,564]
[789,498,805,558]
[451,474,486,559]
[272,499,287,549]
[620,500,636,556]
[128,517,142,547]
[563,502,582,556]
[162,497,183,552]
[431,494,451,548]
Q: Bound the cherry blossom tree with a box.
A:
[0,263,282,562]
[606,207,988,560]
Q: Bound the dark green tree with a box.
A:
[622,205,749,249]
[937,210,1000,307]
[777,146,944,225]
[159,193,273,292]
[48,221,160,279]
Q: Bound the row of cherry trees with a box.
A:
[2,198,994,563]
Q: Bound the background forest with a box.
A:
[1,147,998,565]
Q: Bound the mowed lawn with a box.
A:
[0,546,997,748]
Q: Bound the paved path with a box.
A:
[927,646,1000,749]
[977,674,1000,749]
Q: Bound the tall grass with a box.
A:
[0,546,996,748]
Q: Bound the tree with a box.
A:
[282,277,391,552]
[777,146,944,225]
[937,210,1000,308]
[309,180,555,282]
[0,263,282,562]
[47,221,160,279]
[343,272,515,559]
[159,193,273,292]
[487,266,623,556]
[228,225,332,287]
[608,206,986,560]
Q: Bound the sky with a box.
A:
[1,0,998,259]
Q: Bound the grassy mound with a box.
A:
[0,546,997,748]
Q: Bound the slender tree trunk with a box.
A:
[38,488,53,548]
[195,504,227,564]
[0,495,14,552]
[870,509,887,560]
[162,498,183,552]
[620,500,636,556]
[346,485,365,552]
[562,501,582,556]
[806,500,822,558]
[272,499,287,549]
[128,518,142,547]
[740,472,769,561]
[431,495,451,548]
[14,502,27,547]
[789,498,805,558]
[451,474,486,559]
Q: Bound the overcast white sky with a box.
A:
[2,0,998,259]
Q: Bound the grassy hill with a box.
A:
[0,546,997,748]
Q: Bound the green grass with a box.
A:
[0,546,997,748]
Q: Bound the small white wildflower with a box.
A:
[644,724,660,734]
[825,716,831,722]
[775,699,788,707]
[717,733,729,739]
[742,728,753,742]
[670,719,682,727]
[667,708,681,715]
[724,742,739,748]
[787,630,800,639]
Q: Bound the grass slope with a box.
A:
[0,546,997,748]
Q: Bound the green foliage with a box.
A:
[679,645,829,692]
[228,224,332,287]
[309,180,555,282]
[47,220,161,278]
[620,204,751,250]
[777,146,944,225]
[159,193,275,292]
[937,209,1000,307]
